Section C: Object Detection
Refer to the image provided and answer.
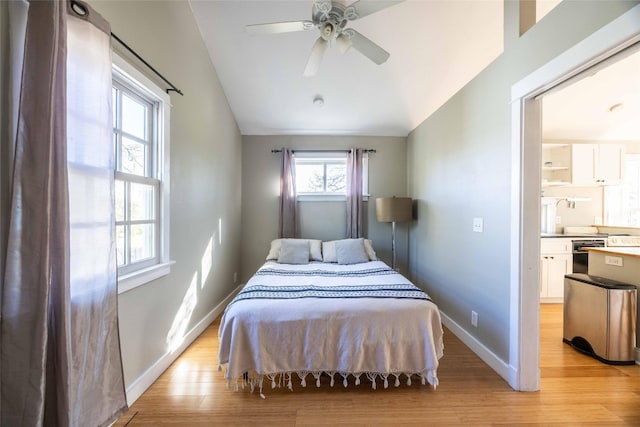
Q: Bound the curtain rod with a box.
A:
[111,33,184,96]
[271,149,376,154]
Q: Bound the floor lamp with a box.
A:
[375,197,413,270]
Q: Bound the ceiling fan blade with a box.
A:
[304,37,329,77]
[347,0,405,20]
[348,30,390,65]
[246,20,314,35]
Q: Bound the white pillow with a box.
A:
[323,238,377,262]
[335,239,369,265]
[363,239,378,261]
[266,238,322,261]
[277,240,310,264]
[322,240,339,263]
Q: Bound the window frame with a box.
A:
[294,151,369,201]
[112,53,173,294]
[113,82,159,274]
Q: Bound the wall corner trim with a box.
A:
[124,283,244,406]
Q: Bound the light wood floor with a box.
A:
[114,304,640,426]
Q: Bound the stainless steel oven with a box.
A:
[572,239,606,273]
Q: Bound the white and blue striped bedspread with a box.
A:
[218,261,444,392]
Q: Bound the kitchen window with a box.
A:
[604,154,640,226]
[113,54,172,293]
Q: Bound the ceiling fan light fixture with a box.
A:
[336,33,352,53]
[321,22,335,41]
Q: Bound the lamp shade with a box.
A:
[375,197,413,223]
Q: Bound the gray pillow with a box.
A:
[335,238,369,265]
[277,239,310,264]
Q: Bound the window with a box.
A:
[604,154,640,226]
[295,157,347,195]
[112,54,172,293]
[294,152,369,200]
[621,154,640,226]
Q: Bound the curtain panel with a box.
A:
[346,148,364,238]
[1,1,127,426]
[279,148,297,238]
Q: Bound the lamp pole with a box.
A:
[391,221,397,270]
[375,197,412,272]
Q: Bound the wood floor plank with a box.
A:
[113,303,640,426]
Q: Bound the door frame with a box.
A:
[509,5,640,391]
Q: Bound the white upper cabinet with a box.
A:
[596,144,625,184]
[571,143,624,185]
[542,142,624,187]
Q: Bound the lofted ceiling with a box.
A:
[189,0,504,136]
[543,49,640,141]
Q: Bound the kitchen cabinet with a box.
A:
[571,143,624,185]
[540,238,572,302]
[541,143,624,187]
[541,144,571,186]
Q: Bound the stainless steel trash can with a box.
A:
[563,273,636,365]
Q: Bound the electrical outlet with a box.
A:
[555,216,562,224]
[472,217,483,233]
[471,311,478,327]
[605,256,623,267]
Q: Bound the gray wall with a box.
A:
[90,1,242,387]
[241,135,407,282]
[407,0,638,362]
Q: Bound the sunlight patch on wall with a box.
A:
[201,235,213,288]
[166,272,198,353]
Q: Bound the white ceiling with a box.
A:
[189,0,504,136]
[543,49,640,141]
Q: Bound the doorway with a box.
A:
[510,5,640,391]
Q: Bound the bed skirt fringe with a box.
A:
[220,365,438,397]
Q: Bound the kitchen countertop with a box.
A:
[586,247,640,258]
[540,233,609,238]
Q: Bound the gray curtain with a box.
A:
[346,148,364,238]
[278,148,297,238]
[1,1,127,426]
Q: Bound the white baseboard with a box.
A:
[440,311,513,387]
[125,283,244,406]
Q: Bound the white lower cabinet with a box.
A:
[540,238,572,303]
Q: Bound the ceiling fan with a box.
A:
[246,0,405,76]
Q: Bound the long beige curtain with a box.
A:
[1,1,127,425]
[346,148,364,238]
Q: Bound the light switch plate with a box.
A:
[473,217,483,233]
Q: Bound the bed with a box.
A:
[218,238,444,396]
